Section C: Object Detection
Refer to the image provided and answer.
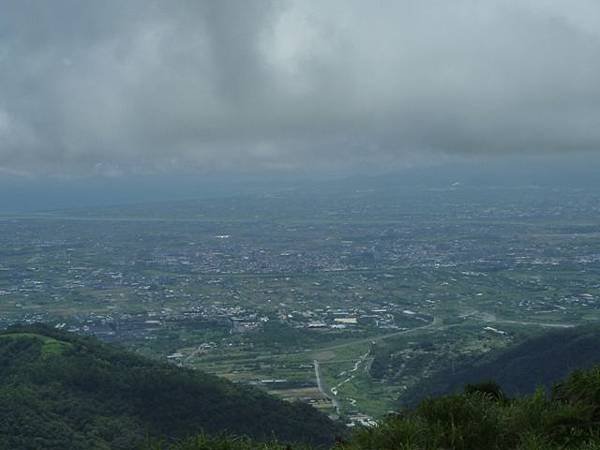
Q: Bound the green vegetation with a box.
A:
[0,325,343,449]
[148,433,315,450]
[0,332,72,357]
[339,369,600,450]
[5,324,600,449]
[151,366,600,449]
[400,325,600,406]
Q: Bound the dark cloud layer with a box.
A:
[1,0,599,175]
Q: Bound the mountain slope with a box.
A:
[338,366,600,450]
[0,325,343,449]
[403,325,600,406]
[160,366,600,450]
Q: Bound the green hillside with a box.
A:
[4,324,600,450]
[337,368,600,450]
[0,325,344,449]
[401,325,600,406]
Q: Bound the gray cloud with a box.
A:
[1,0,599,175]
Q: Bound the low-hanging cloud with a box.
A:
[1,0,599,176]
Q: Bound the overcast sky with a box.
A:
[1,0,599,177]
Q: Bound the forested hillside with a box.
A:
[0,325,343,449]
[338,367,600,450]
[401,325,600,406]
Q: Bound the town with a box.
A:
[1,184,600,422]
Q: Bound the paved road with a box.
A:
[313,359,341,415]
[475,310,575,328]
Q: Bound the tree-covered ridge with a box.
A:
[0,324,343,449]
[396,325,600,407]
[337,370,600,450]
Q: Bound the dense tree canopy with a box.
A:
[0,324,343,449]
